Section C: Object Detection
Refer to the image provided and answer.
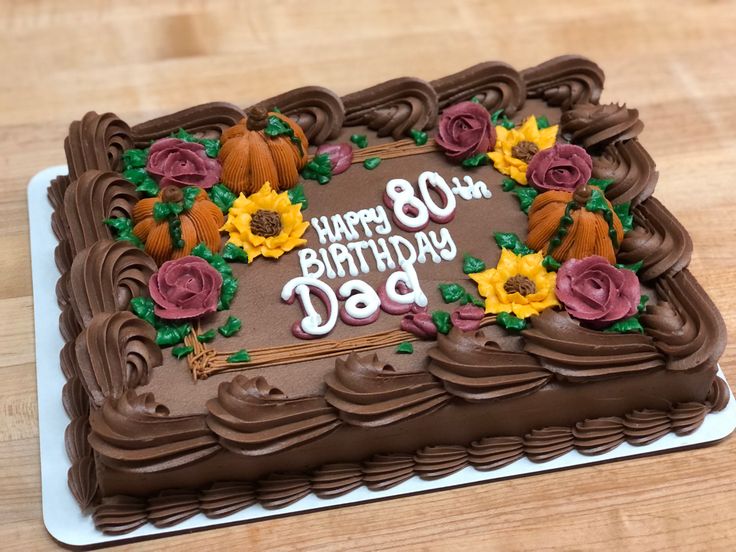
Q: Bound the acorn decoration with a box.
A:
[218,106,309,195]
[526,183,624,264]
[132,186,224,265]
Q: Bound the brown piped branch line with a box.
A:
[308,138,439,165]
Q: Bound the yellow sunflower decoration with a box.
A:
[469,249,558,319]
[221,182,309,262]
[488,115,559,185]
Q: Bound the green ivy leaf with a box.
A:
[494,232,535,256]
[588,178,615,193]
[122,148,148,169]
[350,134,368,148]
[130,296,156,326]
[501,178,517,192]
[363,157,381,170]
[197,329,217,343]
[542,255,561,271]
[513,186,538,214]
[103,217,143,248]
[584,188,610,213]
[123,167,148,185]
[409,129,428,146]
[227,349,251,363]
[221,243,248,263]
[218,315,242,337]
[461,153,490,168]
[459,292,486,308]
[431,311,452,335]
[638,294,650,313]
[491,109,503,126]
[496,312,528,332]
[396,342,414,354]
[603,316,644,334]
[287,184,309,211]
[470,96,482,104]
[181,187,200,211]
[200,138,220,158]
[462,253,486,274]
[218,274,239,311]
[613,202,634,233]
[301,153,332,185]
[438,283,466,303]
[156,324,192,347]
[173,128,196,142]
[153,202,172,222]
[135,178,160,197]
[208,183,237,214]
[615,260,644,273]
[172,344,194,359]
[536,115,550,130]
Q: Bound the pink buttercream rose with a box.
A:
[555,256,640,328]
[450,304,485,332]
[145,137,221,189]
[435,101,496,162]
[526,143,592,192]
[401,312,437,339]
[149,256,223,320]
[315,143,353,175]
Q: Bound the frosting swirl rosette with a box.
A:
[145,138,221,189]
[526,143,592,192]
[435,101,495,162]
[149,256,223,320]
[555,256,639,328]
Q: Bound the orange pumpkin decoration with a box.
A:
[218,106,309,195]
[132,186,224,265]
[526,184,624,264]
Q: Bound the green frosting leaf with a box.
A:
[616,260,644,273]
[218,274,239,311]
[287,184,309,211]
[263,116,303,155]
[197,329,217,343]
[218,315,242,337]
[156,323,192,347]
[588,178,615,192]
[396,342,414,354]
[227,349,251,363]
[172,128,220,158]
[491,109,514,129]
[171,344,194,359]
[470,96,482,104]
[123,167,159,198]
[190,242,238,310]
[103,217,143,248]
[122,148,148,169]
[536,115,550,130]
[135,178,160,197]
[431,311,452,335]
[130,296,156,326]
[603,316,644,334]
[584,188,610,213]
[363,157,381,170]
[496,312,528,331]
[350,134,368,149]
[221,243,248,263]
[501,178,517,192]
[638,294,650,314]
[494,232,535,256]
[152,201,183,222]
[409,129,428,146]
[513,186,538,214]
[613,202,634,233]
[301,153,332,185]
[459,292,485,308]
[542,255,561,271]
[461,153,490,168]
[462,253,486,274]
[181,187,200,210]
[208,183,237,214]
[438,283,466,303]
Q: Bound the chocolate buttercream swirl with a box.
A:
[618,197,692,281]
[362,453,415,491]
[65,112,134,179]
[49,175,74,273]
[342,77,438,139]
[431,61,525,115]
[68,240,157,327]
[592,139,658,206]
[63,170,137,256]
[59,306,82,346]
[623,409,671,445]
[68,456,98,511]
[521,55,605,109]
[200,481,256,518]
[147,490,200,528]
[132,101,244,145]
[75,311,162,406]
[428,326,551,401]
[206,375,340,456]
[641,270,727,372]
[414,445,468,480]
[522,310,664,381]
[89,390,219,472]
[65,416,91,462]
[572,417,625,455]
[254,86,345,145]
[93,496,148,535]
[561,103,644,151]
[669,402,710,436]
[706,376,730,412]
[325,352,449,427]
[311,463,363,498]
[257,473,311,509]
[60,339,78,380]
[62,376,89,419]
[467,436,524,470]
[523,427,574,462]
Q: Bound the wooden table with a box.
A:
[2,1,735,549]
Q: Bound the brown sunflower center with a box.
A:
[504,275,536,296]
[250,209,282,237]
[511,140,539,162]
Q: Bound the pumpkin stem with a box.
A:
[246,106,269,131]
[572,183,592,205]
[161,185,184,204]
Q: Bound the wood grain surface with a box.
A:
[1,0,735,549]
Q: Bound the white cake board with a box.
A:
[29,165,736,547]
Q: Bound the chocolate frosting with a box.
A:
[65,416,91,462]
[427,326,551,401]
[431,61,525,115]
[311,463,363,498]
[619,197,692,281]
[59,306,82,346]
[561,103,644,150]
[199,481,256,518]
[413,445,468,480]
[325,352,449,427]
[254,86,345,145]
[68,240,157,327]
[523,426,574,462]
[62,376,90,419]
[64,112,133,179]
[572,417,625,455]
[89,390,219,472]
[63,170,138,256]
[622,409,671,445]
[342,77,438,139]
[74,312,162,406]
[147,490,200,528]
[521,55,604,109]
[206,375,340,456]
[68,456,98,511]
[668,402,710,436]
[49,175,74,273]
[467,436,524,470]
[706,376,730,412]
[592,139,658,206]
[522,310,664,380]
[257,473,311,509]
[131,102,244,145]
[93,496,148,535]
[362,453,415,491]
[641,270,727,371]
